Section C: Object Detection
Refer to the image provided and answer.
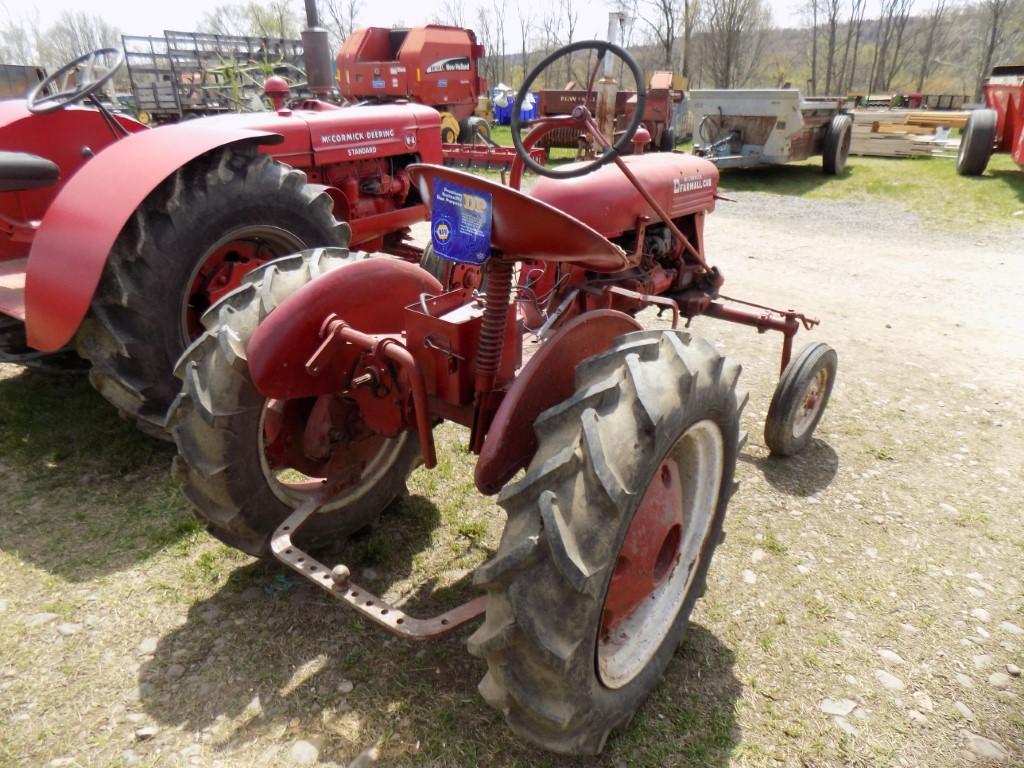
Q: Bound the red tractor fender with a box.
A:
[24,123,284,352]
[475,309,643,495]
[248,258,443,399]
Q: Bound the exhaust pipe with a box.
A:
[302,0,334,97]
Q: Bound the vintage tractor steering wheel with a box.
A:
[511,40,646,179]
[27,48,125,114]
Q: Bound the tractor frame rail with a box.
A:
[270,491,487,640]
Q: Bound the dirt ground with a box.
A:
[1,189,1022,768]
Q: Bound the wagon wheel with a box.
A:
[822,114,852,175]
[764,342,838,456]
[510,40,647,179]
[169,249,423,556]
[470,330,745,753]
[76,143,347,434]
[956,108,997,177]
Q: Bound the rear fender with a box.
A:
[475,309,642,494]
[247,258,443,399]
[24,123,284,351]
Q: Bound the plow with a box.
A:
[169,40,838,754]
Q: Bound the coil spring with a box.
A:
[475,259,513,387]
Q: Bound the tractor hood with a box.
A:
[185,101,444,166]
[530,153,719,238]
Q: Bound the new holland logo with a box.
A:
[425,56,471,74]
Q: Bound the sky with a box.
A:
[12,0,809,42]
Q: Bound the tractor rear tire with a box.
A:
[168,248,423,557]
[956,108,997,176]
[822,114,852,175]
[469,330,745,754]
[76,143,347,434]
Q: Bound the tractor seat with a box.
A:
[408,164,629,273]
[0,151,60,193]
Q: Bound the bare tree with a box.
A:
[682,0,700,79]
[914,0,951,92]
[322,0,359,50]
[702,0,773,88]
[975,0,1021,98]
[868,0,914,92]
[516,7,531,86]
[438,0,468,28]
[561,0,579,82]
[36,11,120,71]
[495,0,508,86]
[821,0,842,93]
[809,0,818,93]
[837,0,867,92]
[642,0,683,68]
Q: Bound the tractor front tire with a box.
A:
[956,108,997,176]
[469,330,745,754]
[822,114,852,175]
[168,248,423,557]
[76,143,347,433]
[764,342,837,456]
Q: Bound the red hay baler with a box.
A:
[956,64,1024,175]
[0,47,442,432]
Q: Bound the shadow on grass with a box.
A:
[0,366,196,581]
[988,168,1024,203]
[139,523,741,766]
[717,162,836,196]
[740,438,839,495]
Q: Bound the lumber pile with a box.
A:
[849,110,962,158]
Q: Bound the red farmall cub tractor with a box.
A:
[171,42,838,753]
[0,47,440,431]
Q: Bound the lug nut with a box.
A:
[331,565,351,587]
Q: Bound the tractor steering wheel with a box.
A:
[27,48,125,114]
[511,40,646,179]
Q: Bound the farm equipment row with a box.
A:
[0,6,839,754]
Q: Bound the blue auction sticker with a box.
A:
[431,179,492,265]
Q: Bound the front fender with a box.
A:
[24,123,283,351]
[247,258,443,400]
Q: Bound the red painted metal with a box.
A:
[247,258,442,399]
[441,142,547,171]
[0,102,147,262]
[22,122,281,351]
[9,100,443,352]
[404,289,520,406]
[983,66,1024,168]
[408,164,630,272]
[336,26,487,122]
[602,457,684,631]
[309,317,438,468]
[185,239,277,339]
[475,309,642,494]
[529,153,718,240]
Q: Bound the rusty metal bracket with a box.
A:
[270,493,487,640]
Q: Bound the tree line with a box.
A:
[1,1,1021,100]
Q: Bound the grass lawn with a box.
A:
[487,124,1024,229]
